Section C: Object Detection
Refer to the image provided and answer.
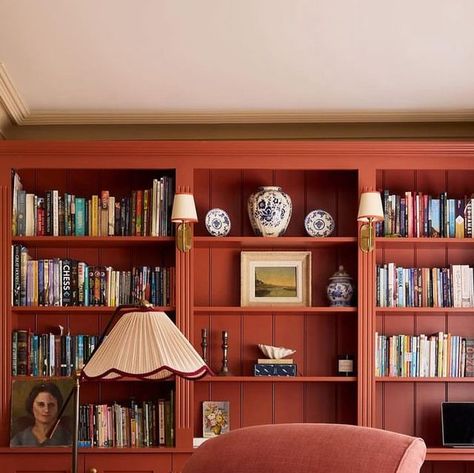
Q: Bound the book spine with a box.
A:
[62,259,73,306]
[100,190,109,237]
[75,197,86,236]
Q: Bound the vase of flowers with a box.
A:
[247,186,292,237]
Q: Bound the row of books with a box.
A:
[78,398,174,448]
[12,171,174,237]
[12,245,175,307]
[11,329,98,376]
[375,332,474,378]
[376,263,474,308]
[376,190,474,238]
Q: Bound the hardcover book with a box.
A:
[75,197,86,236]
[254,363,297,376]
[257,358,294,364]
[465,339,474,377]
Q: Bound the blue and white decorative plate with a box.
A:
[304,209,335,237]
[205,208,231,237]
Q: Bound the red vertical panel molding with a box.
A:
[0,183,9,445]
[174,172,194,448]
[357,166,377,427]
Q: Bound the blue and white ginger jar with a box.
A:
[247,186,292,237]
[327,265,354,307]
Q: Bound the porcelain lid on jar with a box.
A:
[257,186,282,191]
[329,265,352,281]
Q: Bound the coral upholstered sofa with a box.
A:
[183,423,426,473]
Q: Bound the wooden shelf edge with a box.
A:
[11,236,174,247]
[376,377,474,382]
[11,306,175,313]
[196,376,356,382]
[426,448,474,461]
[376,307,474,313]
[194,306,357,314]
[0,446,192,454]
[194,236,357,248]
[376,237,474,249]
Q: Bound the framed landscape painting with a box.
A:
[241,251,311,306]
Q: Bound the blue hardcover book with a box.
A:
[84,265,89,306]
[430,199,440,237]
[75,197,86,236]
[448,199,456,238]
[31,334,39,376]
[254,363,297,376]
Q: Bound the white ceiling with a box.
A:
[1,0,474,125]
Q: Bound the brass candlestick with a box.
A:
[218,330,232,376]
[201,328,208,363]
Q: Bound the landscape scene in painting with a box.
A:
[254,266,297,297]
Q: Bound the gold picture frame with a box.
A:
[241,251,311,307]
[10,378,74,447]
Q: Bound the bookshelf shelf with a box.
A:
[197,376,356,383]
[376,377,474,383]
[12,236,174,248]
[194,306,357,314]
[426,448,474,462]
[376,237,474,249]
[0,446,193,454]
[11,306,175,313]
[194,236,357,249]
[375,307,474,314]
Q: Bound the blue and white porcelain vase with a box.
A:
[327,265,354,307]
[247,186,292,237]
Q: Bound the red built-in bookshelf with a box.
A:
[1,141,474,472]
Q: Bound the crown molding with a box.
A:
[12,109,474,125]
[1,63,474,126]
[0,64,29,126]
[0,102,13,139]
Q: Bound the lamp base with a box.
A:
[176,222,193,252]
[359,223,375,252]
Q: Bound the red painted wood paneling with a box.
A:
[383,383,415,435]
[242,383,273,426]
[274,384,304,423]
[416,383,445,446]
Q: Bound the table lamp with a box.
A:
[49,303,211,473]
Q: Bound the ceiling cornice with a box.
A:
[0,105,10,139]
[1,63,474,126]
[0,64,29,125]
[18,109,474,125]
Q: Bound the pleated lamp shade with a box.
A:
[82,310,210,380]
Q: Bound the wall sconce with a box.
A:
[357,191,384,252]
[171,193,198,252]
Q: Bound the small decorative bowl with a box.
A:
[205,208,231,237]
[304,209,335,237]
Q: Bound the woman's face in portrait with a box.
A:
[32,392,58,425]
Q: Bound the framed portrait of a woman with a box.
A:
[10,378,74,447]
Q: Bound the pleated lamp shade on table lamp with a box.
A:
[82,309,210,380]
[56,305,211,473]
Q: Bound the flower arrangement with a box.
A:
[202,401,229,437]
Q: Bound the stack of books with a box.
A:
[254,358,297,376]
